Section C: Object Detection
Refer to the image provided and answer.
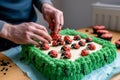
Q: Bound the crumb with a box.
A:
[85,29,89,32]
[5,68,8,71]
[9,65,12,67]
[3,73,6,75]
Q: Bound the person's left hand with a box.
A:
[41,3,64,33]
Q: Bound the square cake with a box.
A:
[21,28,116,80]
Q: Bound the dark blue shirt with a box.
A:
[0,0,37,24]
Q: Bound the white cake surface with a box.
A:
[42,36,102,61]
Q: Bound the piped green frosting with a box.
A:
[21,28,116,80]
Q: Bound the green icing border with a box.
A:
[21,28,116,80]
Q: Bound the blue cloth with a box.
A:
[3,46,120,80]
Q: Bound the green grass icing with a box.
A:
[21,28,116,80]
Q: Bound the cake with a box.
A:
[21,28,116,80]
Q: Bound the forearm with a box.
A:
[33,0,53,12]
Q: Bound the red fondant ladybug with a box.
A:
[64,36,70,41]
[65,39,72,44]
[86,37,92,42]
[52,40,58,46]
[71,43,80,49]
[78,40,86,46]
[40,43,50,50]
[61,51,71,59]
[48,50,58,58]
[73,35,81,40]
[81,49,89,56]
[61,45,70,52]
[49,22,55,31]
[50,32,56,38]
[58,39,64,45]
[52,34,62,40]
[87,43,96,50]
[64,36,72,44]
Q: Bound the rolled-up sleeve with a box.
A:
[0,20,6,32]
[33,0,52,12]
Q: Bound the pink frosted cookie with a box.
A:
[97,30,109,37]
[93,25,105,34]
[100,33,112,41]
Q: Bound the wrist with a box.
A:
[41,2,53,13]
[0,23,13,40]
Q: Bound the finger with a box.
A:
[54,12,61,33]
[29,22,48,33]
[31,28,52,42]
[43,14,51,23]
[34,29,52,42]
[28,38,39,46]
[29,32,50,43]
[60,12,64,29]
[24,34,39,45]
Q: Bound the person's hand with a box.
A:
[0,22,52,46]
[41,3,64,33]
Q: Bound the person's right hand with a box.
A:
[0,22,52,46]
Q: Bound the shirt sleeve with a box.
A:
[33,0,53,12]
[0,20,6,32]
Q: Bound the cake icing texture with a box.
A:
[21,28,116,80]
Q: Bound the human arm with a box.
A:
[0,21,52,46]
